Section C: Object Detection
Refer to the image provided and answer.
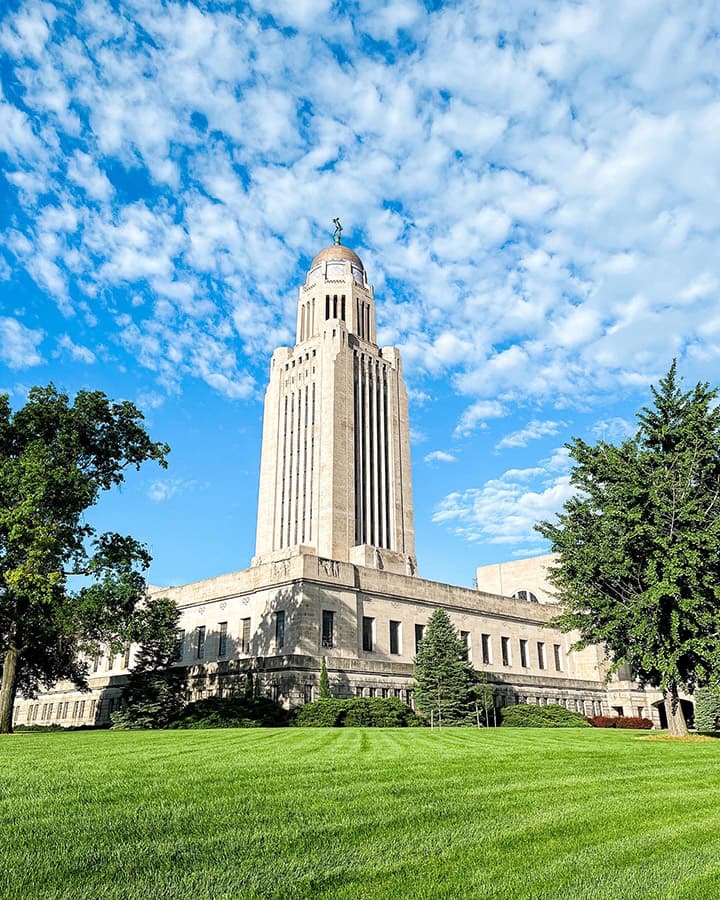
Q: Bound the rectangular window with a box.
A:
[175,629,185,662]
[275,610,285,649]
[196,626,206,659]
[78,700,86,719]
[389,620,401,655]
[481,633,492,665]
[537,641,546,670]
[381,687,388,698]
[362,616,374,652]
[241,617,251,653]
[89,700,96,719]
[218,622,228,658]
[321,610,334,648]
[553,643,563,671]
[520,639,529,668]
[356,686,364,698]
[304,684,313,704]
[56,703,62,720]
[123,644,131,669]
[46,703,53,720]
[460,631,471,662]
[414,623,425,653]
[501,636,511,667]
[92,654,100,673]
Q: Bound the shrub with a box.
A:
[500,704,590,728]
[694,687,720,732]
[168,695,289,729]
[291,697,423,727]
[587,715,653,729]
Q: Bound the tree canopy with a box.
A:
[0,384,169,732]
[538,362,720,736]
[413,608,474,725]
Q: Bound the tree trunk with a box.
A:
[664,686,689,737]
[0,641,19,734]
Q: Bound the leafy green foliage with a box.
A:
[319,655,330,700]
[412,608,474,724]
[0,385,169,732]
[291,697,422,727]
[500,704,590,728]
[168,695,289,729]
[111,597,186,730]
[694,687,720,732]
[538,363,720,734]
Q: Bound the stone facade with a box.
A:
[13,239,668,728]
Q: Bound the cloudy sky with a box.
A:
[1,0,719,588]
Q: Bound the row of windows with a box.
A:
[23,696,123,724]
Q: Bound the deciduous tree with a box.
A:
[0,385,169,733]
[538,363,720,737]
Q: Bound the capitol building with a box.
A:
[15,235,671,728]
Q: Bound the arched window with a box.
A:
[513,589,539,603]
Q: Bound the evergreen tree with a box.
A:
[319,656,330,700]
[413,609,473,726]
[538,362,720,737]
[694,687,720,733]
[111,597,186,729]
[0,385,169,733]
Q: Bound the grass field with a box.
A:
[2,728,719,899]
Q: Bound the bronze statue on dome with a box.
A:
[332,217,343,245]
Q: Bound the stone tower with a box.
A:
[253,233,416,575]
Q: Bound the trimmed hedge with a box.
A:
[291,697,423,727]
[500,703,590,728]
[168,696,289,729]
[588,715,653,730]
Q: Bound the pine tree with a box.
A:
[538,362,720,737]
[413,609,473,726]
[319,656,330,700]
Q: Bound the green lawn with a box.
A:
[1,729,719,899]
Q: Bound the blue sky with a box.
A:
[1,1,719,589]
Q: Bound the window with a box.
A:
[362,616,374,652]
[93,653,100,673]
[520,639,529,668]
[356,686,364,698]
[460,631,471,662]
[196,626,206,660]
[72,701,79,720]
[89,700,96,719]
[501,636,511,667]
[481,633,492,665]
[240,618,251,653]
[514,589,539,603]
[175,629,185,662]
[553,644,563,671]
[389,620,401,655]
[537,641,546,670]
[321,610,334,648]
[218,622,228,658]
[414,623,425,653]
[304,684,313,704]
[123,644,131,669]
[78,700,86,719]
[275,610,285,649]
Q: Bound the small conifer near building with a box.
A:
[319,656,331,700]
[413,609,473,726]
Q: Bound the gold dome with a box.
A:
[311,244,364,270]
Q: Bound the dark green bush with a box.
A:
[695,687,720,732]
[291,697,423,727]
[500,703,590,728]
[168,695,289,729]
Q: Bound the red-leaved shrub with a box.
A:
[588,715,652,729]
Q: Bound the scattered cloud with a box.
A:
[454,400,505,438]
[147,477,204,502]
[591,416,635,442]
[0,316,44,369]
[424,450,457,464]
[56,334,95,364]
[433,448,575,547]
[495,419,564,450]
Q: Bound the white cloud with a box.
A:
[454,400,505,438]
[433,447,575,547]
[0,317,44,369]
[147,477,204,502]
[424,450,456,464]
[56,334,96,364]
[496,419,564,450]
